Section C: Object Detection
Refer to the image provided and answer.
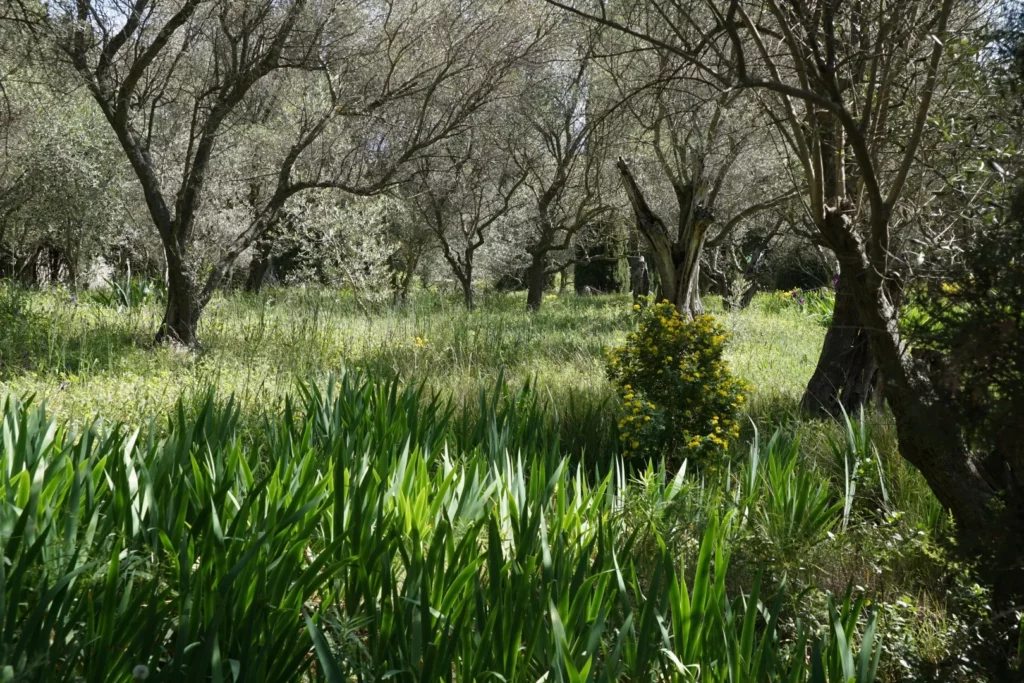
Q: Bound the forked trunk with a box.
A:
[617,158,709,319]
[801,267,877,417]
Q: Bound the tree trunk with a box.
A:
[526,254,546,312]
[399,267,415,304]
[845,269,1024,608]
[686,264,704,316]
[558,264,571,295]
[246,249,272,293]
[801,267,877,417]
[460,274,475,311]
[629,255,650,299]
[617,158,709,319]
[157,249,203,347]
[739,282,760,308]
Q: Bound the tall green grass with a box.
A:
[1,372,880,681]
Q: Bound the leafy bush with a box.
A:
[606,300,748,463]
[802,287,836,327]
[89,267,164,308]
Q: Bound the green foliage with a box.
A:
[750,288,834,328]
[0,373,880,681]
[754,432,842,553]
[606,300,748,462]
[89,269,164,309]
[907,192,1024,458]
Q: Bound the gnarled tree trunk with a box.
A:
[617,158,711,319]
[801,267,877,417]
[845,256,1023,607]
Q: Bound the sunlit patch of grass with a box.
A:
[0,287,824,431]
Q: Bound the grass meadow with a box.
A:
[0,287,821,429]
[0,283,991,681]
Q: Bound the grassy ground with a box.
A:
[0,282,992,680]
[0,286,823,428]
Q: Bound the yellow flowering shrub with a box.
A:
[606,300,748,462]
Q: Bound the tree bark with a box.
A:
[460,274,475,311]
[526,253,546,312]
[801,267,877,417]
[845,262,1023,606]
[156,247,202,347]
[617,158,710,319]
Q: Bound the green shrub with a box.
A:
[88,269,164,309]
[606,300,748,463]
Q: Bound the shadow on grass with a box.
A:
[0,284,157,377]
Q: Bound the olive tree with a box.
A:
[401,121,529,310]
[26,0,539,345]
[607,41,794,318]
[511,37,622,311]
[548,0,1024,603]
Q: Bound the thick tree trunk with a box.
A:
[800,267,877,417]
[157,249,203,347]
[686,264,704,316]
[526,253,546,312]
[845,269,1024,607]
[617,158,709,319]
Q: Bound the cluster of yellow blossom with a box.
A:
[412,336,430,347]
[606,298,751,462]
